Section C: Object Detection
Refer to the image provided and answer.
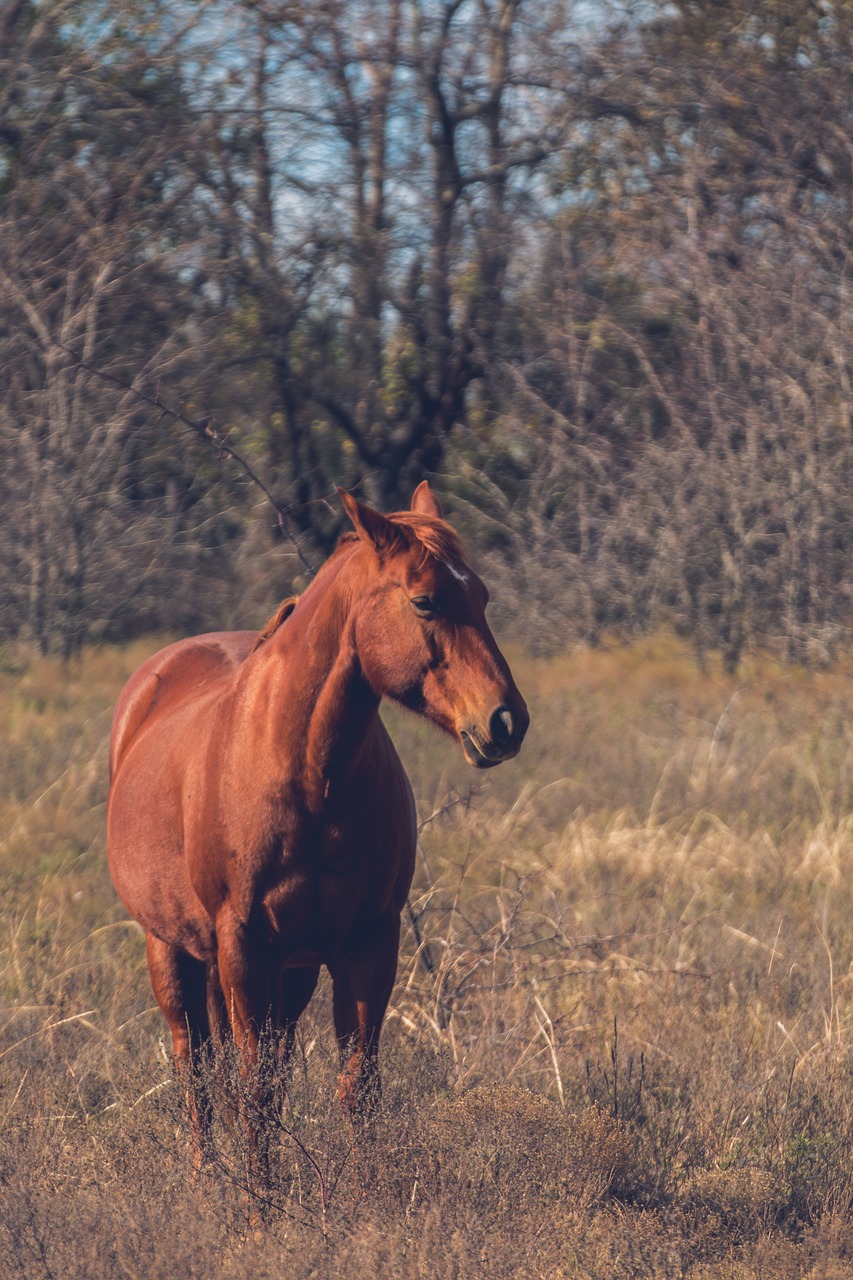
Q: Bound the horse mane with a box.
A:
[252,512,467,651]
[251,596,299,652]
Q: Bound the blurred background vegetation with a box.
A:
[4,0,853,667]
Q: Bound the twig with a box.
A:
[408,785,486,979]
[58,347,318,579]
[0,1010,98,1061]
[406,898,437,977]
[533,984,565,1108]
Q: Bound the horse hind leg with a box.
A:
[272,966,321,1100]
[145,933,213,1170]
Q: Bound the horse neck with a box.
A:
[243,544,380,807]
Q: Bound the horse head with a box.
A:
[339,482,529,768]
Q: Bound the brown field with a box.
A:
[3,633,853,1278]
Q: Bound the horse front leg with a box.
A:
[215,908,275,1199]
[330,912,401,1118]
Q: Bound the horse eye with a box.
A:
[410,595,436,617]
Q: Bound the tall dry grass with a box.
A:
[3,633,853,1277]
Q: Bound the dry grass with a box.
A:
[4,632,853,1277]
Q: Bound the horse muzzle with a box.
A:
[459,703,529,769]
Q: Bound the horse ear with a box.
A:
[338,488,402,553]
[411,480,443,519]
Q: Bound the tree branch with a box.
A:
[59,349,318,578]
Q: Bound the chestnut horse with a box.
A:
[107,483,528,1150]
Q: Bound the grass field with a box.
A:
[3,633,853,1277]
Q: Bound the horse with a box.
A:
[106,482,528,1160]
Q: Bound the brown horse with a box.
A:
[107,483,528,1150]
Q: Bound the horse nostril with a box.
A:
[490,706,514,747]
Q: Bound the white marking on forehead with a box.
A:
[444,560,469,585]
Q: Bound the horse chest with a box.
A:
[204,726,417,958]
[257,815,405,956]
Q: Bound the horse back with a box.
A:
[109,631,256,781]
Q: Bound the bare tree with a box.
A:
[0,0,234,653]
[191,0,576,542]
[472,0,853,664]
[7,0,853,666]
